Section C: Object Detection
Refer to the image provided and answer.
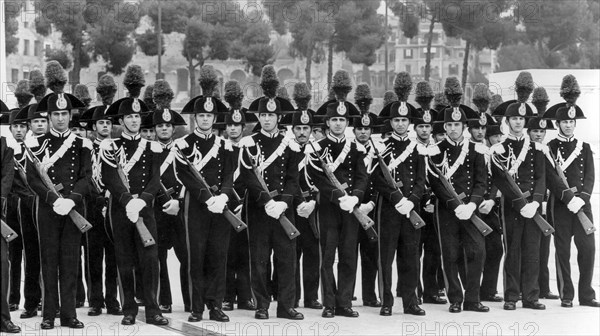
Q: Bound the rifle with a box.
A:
[23,145,92,234]
[1,219,18,243]
[14,158,34,193]
[491,154,554,236]
[549,151,595,235]
[176,148,247,232]
[369,139,426,229]
[308,142,378,241]
[242,146,300,240]
[427,157,493,236]
[110,143,156,247]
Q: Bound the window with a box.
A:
[34,41,41,56]
[45,44,51,53]
[24,39,30,56]
[458,52,464,58]
[405,65,411,73]
[404,49,413,59]
[24,21,29,28]
[389,50,395,63]
[12,69,19,83]
[449,64,459,76]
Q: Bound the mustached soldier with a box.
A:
[99,65,168,326]
[24,61,91,329]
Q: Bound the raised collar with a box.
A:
[327,132,346,143]
[121,132,141,141]
[557,133,576,142]
[260,129,279,139]
[93,138,103,146]
[159,139,173,149]
[49,128,71,138]
[507,133,525,142]
[391,132,409,142]
[446,135,465,146]
[415,137,430,146]
[194,128,214,140]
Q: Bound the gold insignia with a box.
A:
[204,98,214,112]
[56,94,67,109]
[361,113,370,126]
[267,99,277,112]
[568,106,576,119]
[423,110,431,123]
[40,112,48,117]
[232,109,242,123]
[518,103,526,116]
[399,102,408,116]
[451,107,462,121]
[539,119,547,128]
[162,108,171,122]
[336,103,347,115]
[300,110,310,124]
[132,99,141,112]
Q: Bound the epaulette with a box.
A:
[174,137,189,149]
[304,141,321,154]
[355,141,366,154]
[238,135,256,148]
[287,138,301,152]
[79,137,93,150]
[474,142,489,155]
[99,138,115,151]
[223,138,234,151]
[491,142,505,154]
[150,141,163,153]
[24,136,39,148]
[426,144,440,156]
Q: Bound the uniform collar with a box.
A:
[121,132,141,141]
[415,137,430,146]
[391,132,409,142]
[557,133,575,142]
[194,128,214,140]
[49,128,71,138]
[446,135,464,146]
[93,138,102,145]
[260,129,279,139]
[507,133,526,142]
[159,139,173,149]
[327,132,346,143]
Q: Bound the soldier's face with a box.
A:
[506,117,525,134]
[30,118,48,135]
[141,128,156,140]
[71,127,87,137]
[391,117,410,135]
[488,134,502,145]
[312,127,325,140]
[293,125,312,144]
[469,126,486,142]
[258,113,280,133]
[226,124,243,140]
[155,123,174,141]
[353,127,372,144]
[10,124,28,141]
[326,117,348,137]
[120,114,141,133]
[444,122,465,141]
[415,124,432,142]
[559,120,576,137]
[528,129,546,143]
[195,113,216,131]
[93,119,112,139]
[50,110,70,132]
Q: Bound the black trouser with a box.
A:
[37,199,82,321]
[552,202,595,302]
[247,203,296,310]
[294,214,320,305]
[319,203,358,308]
[418,209,444,299]
[183,196,230,313]
[108,198,160,318]
[436,203,485,304]
[225,226,252,303]
[501,202,541,303]
[539,229,552,296]
[1,236,11,322]
[83,196,120,310]
[377,200,420,308]
[155,206,189,308]
[356,219,378,303]
[6,195,22,307]
[480,210,503,298]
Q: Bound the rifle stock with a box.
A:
[23,145,92,234]
[428,158,493,237]
[176,148,247,233]
[370,139,426,230]
[1,219,18,243]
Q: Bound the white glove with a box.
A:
[478,200,496,215]
[455,202,476,220]
[520,201,540,219]
[541,201,548,216]
[162,199,180,216]
[126,198,146,214]
[338,195,359,213]
[127,211,139,223]
[102,206,107,218]
[265,200,288,219]
[297,200,316,218]
[567,197,585,214]
[358,201,375,215]
[424,204,435,213]
[53,198,75,216]
[396,198,414,216]
[207,194,229,214]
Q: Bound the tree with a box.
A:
[45,48,72,69]
[496,44,547,72]
[135,29,165,57]
[4,0,21,55]
[230,21,276,77]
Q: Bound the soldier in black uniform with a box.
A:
[222,80,256,312]
[428,77,489,314]
[412,81,447,305]
[1,120,21,333]
[24,61,90,329]
[371,72,426,317]
[490,72,546,311]
[173,66,236,322]
[305,70,367,318]
[238,65,303,320]
[99,65,168,326]
[283,82,323,310]
[544,75,598,308]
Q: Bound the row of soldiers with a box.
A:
[0,61,597,333]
